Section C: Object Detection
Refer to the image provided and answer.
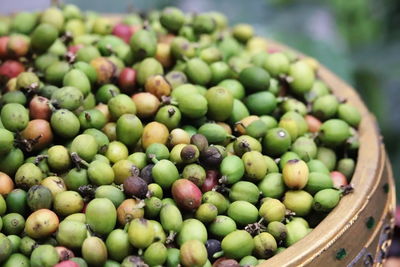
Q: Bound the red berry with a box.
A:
[330,171,348,189]
[0,60,25,83]
[112,23,133,43]
[201,170,219,193]
[172,179,202,211]
[118,67,136,93]
[68,44,84,54]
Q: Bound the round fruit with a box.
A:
[221,230,254,260]
[25,209,59,239]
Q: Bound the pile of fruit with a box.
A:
[0,4,362,267]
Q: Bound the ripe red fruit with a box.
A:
[172,179,202,210]
[0,36,9,59]
[82,202,88,213]
[118,67,136,93]
[330,171,348,189]
[201,170,219,193]
[112,23,133,43]
[29,96,52,121]
[68,44,84,55]
[20,119,54,152]
[54,261,79,267]
[305,115,322,133]
[0,60,25,83]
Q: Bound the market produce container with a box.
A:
[0,10,394,266]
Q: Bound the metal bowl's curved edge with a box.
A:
[374,151,396,266]
[302,145,388,266]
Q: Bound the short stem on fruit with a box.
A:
[168,107,176,117]
[71,152,90,169]
[213,184,230,195]
[27,82,39,94]
[132,195,142,203]
[84,112,91,121]
[310,132,319,140]
[34,154,48,165]
[149,154,159,164]
[136,199,146,209]
[14,134,42,152]
[85,224,93,238]
[340,184,354,195]
[130,165,140,177]
[32,242,40,250]
[78,184,97,201]
[142,20,150,30]
[161,95,171,105]
[276,96,287,103]
[227,134,236,140]
[48,101,58,112]
[239,140,250,152]
[166,231,177,244]
[110,89,118,98]
[245,222,267,235]
[61,31,73,44]
[234,122,245,129]
[213,251,224,258]
[99,145,108,154]
[123,222,130,232]
[182,55,189,62]
[278,73,288,80]
[170,99,179,106]
[65,51,76,64]
[218,175,227,184]
[145,190,152,199]
[285,209,296,220]
[285,76,294,83]
[106,44,115,55]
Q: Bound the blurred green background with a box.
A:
[1,0,400,200]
